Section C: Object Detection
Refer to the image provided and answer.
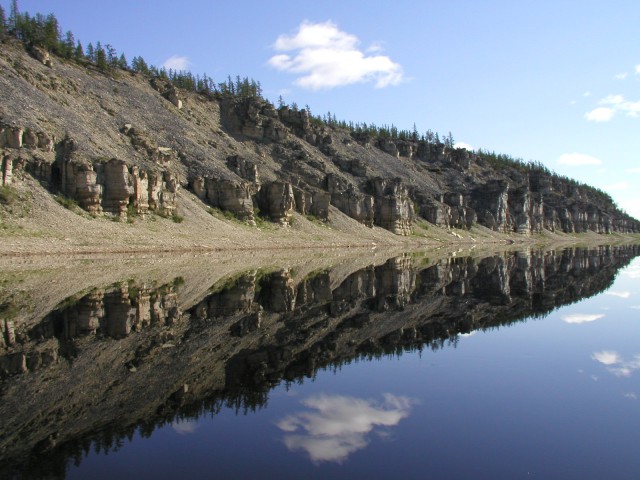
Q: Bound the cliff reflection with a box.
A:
[0,245,639,478]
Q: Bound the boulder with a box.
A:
[29,46,52,67]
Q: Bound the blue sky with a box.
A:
[6,0,640,218]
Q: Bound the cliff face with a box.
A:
[1,40,639,236]
[1,245,638,476]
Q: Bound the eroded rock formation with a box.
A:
[1,41,638,235]
[192,176,256,224]
[369,178,415,235]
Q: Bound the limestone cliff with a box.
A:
[1,39,638,236]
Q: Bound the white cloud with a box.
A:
[162,55,190,71]
[620,100,640,117]
[557,153,603,166]
[619,199,640,221]
[454,142,474,151]
[614,73,628,80]
[626,167,640,173]
[636,65,640,75]
[592,350,622,365]
[562,313,605,324]
[605,290,631,299]
[631,306,640,310]
[586,95,640,121]
[366,41,385,53]
[604,181,631,192]
[583,91,592,97]
[277,393,414,463]
[599,94,624,105]
[585,107,615,122]
[268,21,405,90]
[624,393,638,400]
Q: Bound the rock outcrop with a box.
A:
[256,181,295,225]
[326,174,375,227]
[369,178,414,235]
[192,176,256,224]
[1,40,638,235]
[292,186,330,220]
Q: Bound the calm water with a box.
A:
[1,246,639,479]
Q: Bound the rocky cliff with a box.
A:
[1,39,638,237]
[1,245,638,477]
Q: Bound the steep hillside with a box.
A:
[1,38,638,251]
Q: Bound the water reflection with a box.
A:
[277,393,415,463]
[0,245,639,478]
[592,350,640,378]
[562,313,606,324]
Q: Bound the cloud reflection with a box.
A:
[562,313,605,324]
[592,350,640,377]
[172,420,198,435]
[592,350,622,365]
[605,291,632,299]
[277,393,414,463]
[622,263,640,279]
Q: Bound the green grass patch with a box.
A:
[54,194,79,210]
[0,186,18,205]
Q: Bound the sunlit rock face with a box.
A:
[326,174,374,227]
[192,176,256,224]
[2,38,639,236]
[4,112,638,236]
[369,178,414,235]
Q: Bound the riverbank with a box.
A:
[2,176,639,257]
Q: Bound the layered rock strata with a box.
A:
[1,41,638,234]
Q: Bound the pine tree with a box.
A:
[62,30,75,59]
[8,0,18,35]
[445,131,454,148]
[86,42,95,62]
[131,56,150,74]
[118,53,128,69]
[43,13,59,51]
[105,44,117,67]
[0,5,6,39]
[74,40,84,61]
[94,42,108,71]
